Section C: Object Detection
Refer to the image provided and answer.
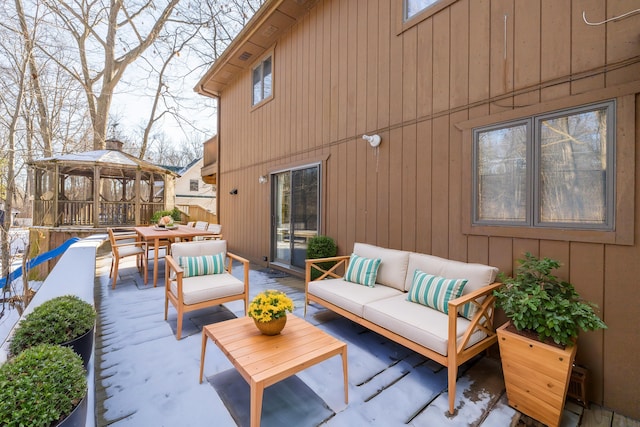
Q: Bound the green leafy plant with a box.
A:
[150,207,181,224]
[494,253,607,347]
[0,344,87,427]
[9,295,96,357]
[307,235,338,280]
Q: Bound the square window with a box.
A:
[190,179,199,192]
[472,101,615,230]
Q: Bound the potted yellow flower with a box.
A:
[248,289,294,335]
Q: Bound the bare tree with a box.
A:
[39,0,180,150]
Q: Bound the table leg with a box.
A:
[153,237,159,287]
[250,381,264,427]
[341,345,349,403]
[199,330,208,384]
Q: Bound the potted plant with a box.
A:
[306,235,338,281]
[9,295,97,368]
[494,253,607,427]
[248,289,294,335]
[0,344,87,427]
[151,208,181,225]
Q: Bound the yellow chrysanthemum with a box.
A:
[248,290,294,323]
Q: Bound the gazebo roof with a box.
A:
[30,149,179,178]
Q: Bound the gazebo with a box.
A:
[29,145,178,228]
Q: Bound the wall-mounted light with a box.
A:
[229,188,238,195]
[258,175,268,184]
[362,134,381,147]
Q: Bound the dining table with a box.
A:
[134,224,222,287]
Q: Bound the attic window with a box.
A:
[404,0,440,20]
[252,54,273,106]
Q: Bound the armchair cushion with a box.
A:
[178,253,225,278]
[406,270,467,314]
[169,273,245,305]
[344,253,381,287]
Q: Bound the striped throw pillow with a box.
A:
[344,253,381,287]
[407,270,467,314]
[178,253,225,278]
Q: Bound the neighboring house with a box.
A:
[175,158,216,214]
[196,0,640,419]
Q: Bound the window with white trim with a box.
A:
[473,101,615,230]
[252,55,272,106]
[404,0,440,21]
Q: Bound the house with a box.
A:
[174,157,217,214]
[195,0,640,419]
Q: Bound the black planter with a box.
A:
[56,394,88,427]
[63,325,94,369]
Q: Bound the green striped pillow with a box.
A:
[344,254,381,287]
[407,270,467,314]
[178,253,225,278]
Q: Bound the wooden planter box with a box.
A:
[497,322,577,427]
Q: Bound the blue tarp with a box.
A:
[0,237,80,290]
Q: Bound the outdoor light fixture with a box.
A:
[258,175,268,184]
[230,188,238,195]
[362,134,381,148]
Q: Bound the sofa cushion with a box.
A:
[407,270,467,314]
[363,294,488,356]
[405,252,498,320]
[344,254,381,287]
[178,253,225,278]
[353,243,410,291]
[308,278,403,317]
[171,240,227,258]
[170,272,244,305]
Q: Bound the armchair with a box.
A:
[164,240,249,339]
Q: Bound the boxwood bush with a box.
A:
[0,344,86,427]
[307,236,338,281]
[9,295,96,357]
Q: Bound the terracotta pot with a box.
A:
[253,316,287,335]
[497,322,577,427]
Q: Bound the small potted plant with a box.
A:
[494,253,607,427]
[151,208,181,226]
[248,289,294,335]
[9,295,97,368]
[0,344,87,427]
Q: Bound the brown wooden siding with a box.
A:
[213,0,640,418]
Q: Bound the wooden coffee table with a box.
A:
[199,314,348,427]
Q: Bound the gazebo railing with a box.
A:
[33,200,165,226]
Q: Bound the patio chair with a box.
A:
[186,221,195,227]
[194,221,208,230]
[164,240,249,339]
[108,228,147,289]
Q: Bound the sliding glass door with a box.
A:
[272,164,320,270]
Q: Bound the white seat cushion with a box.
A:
[170,272,244,305]
[363,294,487,356]
[118,246,145,257]
[308,278,402,317]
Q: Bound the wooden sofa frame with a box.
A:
[305,255,501,416]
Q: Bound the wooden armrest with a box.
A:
[227,252,249,265]
[305,255,351,284]
[447,282,502,355]
[165,255,183,276]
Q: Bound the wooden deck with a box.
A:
[94,251,639,427]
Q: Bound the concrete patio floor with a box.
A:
[93,247,636,427]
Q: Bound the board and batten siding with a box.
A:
[213,0,640,418]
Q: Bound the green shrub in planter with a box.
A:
[150,208,181,224]
[307,236,338,281]
[0,344,87,427]
[9,295,96,358]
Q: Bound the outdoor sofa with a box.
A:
[305,243,501,416]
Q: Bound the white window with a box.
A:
[405,0,440,21]
[252,55,272,106]
[473,101,615,230]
